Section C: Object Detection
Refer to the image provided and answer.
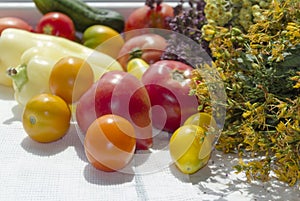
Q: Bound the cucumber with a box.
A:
[33,0,125,33]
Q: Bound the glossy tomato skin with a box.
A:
[84,114,136,172]
[0,17,33,35]
[35,12,76,40]
[76,70,153,150]
[82,25,125,59]
[117,33,167,70]
[127,58,149,80]
[169,125,211,174]
[22,93,71,143]
[142,60,199,132]
[125,3,174,32]
[184,112,216,131]
[184,112,218,147]
[49,56,94,104]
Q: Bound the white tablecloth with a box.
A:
[0,85,299,201]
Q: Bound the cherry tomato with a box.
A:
[84,114,136,172]
[125,3,174,32]
[82,25,125,58]
[142,60,199,132]
[49,56,94,104]
[169,125,211,174]
[184,112,218,148]
[184,112,216,130]
[126,58,149,79]
[0,17,33,35]
[35,12,76,40]
[76,70,153,150]
[117,33,167,70]
[22,93,71,143]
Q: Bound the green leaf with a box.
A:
[277,45,300,68]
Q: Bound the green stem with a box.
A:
[129,48,143,61]
[7,64,28,92]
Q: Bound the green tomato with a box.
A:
[82,25,124,58]
[169,125,212,174]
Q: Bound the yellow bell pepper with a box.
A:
[0,28,123,87]
[7,46,63,106]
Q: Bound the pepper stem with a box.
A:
[7,64,28,92]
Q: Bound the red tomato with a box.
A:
[117,33,167,70]
[84,114,136,172]
[142,60,199,132]
[125,3,174,32]
[76,70,153,150]
[35,12,76,40]
[0,17,33,35]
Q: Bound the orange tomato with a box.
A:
[22,93,71,143]
[49,56,94,104]
[84,114,136,172]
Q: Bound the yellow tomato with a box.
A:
[183,112,215,130]
[169,125,211,174]
[22,93,71,143]
[184,112,217,146]
[49,56,94,104]
[82,25,125,58]
[126,58,149,79]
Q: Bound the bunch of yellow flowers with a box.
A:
[193,0,300,186]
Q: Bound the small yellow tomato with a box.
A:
[82,25,125,58]
[184,112,215,130]
[169,125,211,174]
[126,58,149,79]
[22,93,71,143]
[184,112,217,148]
[49,56,94,104]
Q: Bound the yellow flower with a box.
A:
[276,121,286,133]
[242,110,252,118]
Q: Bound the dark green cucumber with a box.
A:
[33,0,125,33]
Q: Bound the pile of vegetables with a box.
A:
[0,0,215,174]
[0,0,299,187]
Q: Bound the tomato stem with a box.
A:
[145,0,163,9]
[172,70,188,82]
[42,24,54,35]
[129,48,143,61]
